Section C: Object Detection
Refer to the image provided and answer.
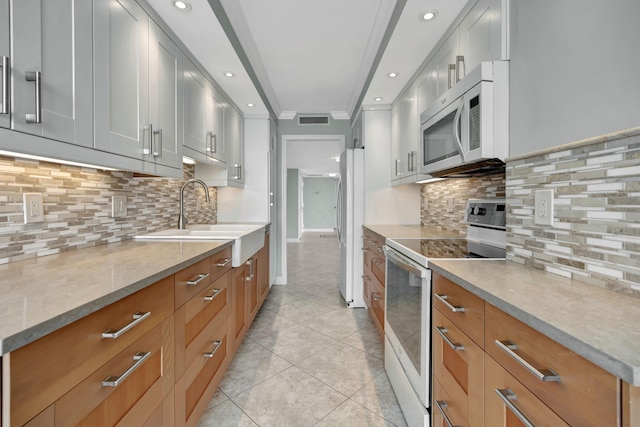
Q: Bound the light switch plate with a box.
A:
[23,193,44,223]
[534,189,554,225]
[112,195,127,218]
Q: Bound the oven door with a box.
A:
[383,245,431,408]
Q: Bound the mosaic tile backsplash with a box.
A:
[0,156,217,264]
[506,128,640,297]
[420,174,506,234]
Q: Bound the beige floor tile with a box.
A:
[245,308,298,341]
[340,322,385,359]
[315,399,396,427]
[350,373,408,427]
[218,340,292,396]
[230,366,346,427]
[255,323,336,364]
[197,399,258,427]
[204,388,229,411]
[297,342,385,397]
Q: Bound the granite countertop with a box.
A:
[364,224,463,239]
[0,239,232,354]
[430,259,640,386]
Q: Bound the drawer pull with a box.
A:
[204,288,222,301]
[102,351,151,387]
[435,326,464,351]
[204,340,223,358]
[495,389,535,427]
[371,258,382,265]
[495,340,561,382]
[435,400,460,427]
[216,258,232,267]
[372,292,382,302]
[187,273,210,286]
[102,311,151,339]
[435,294,465,313]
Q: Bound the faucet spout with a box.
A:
[178,179,211,229]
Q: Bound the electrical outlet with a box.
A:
[535,189,554,225]
[23,193,44,223]
[112,195,127,218]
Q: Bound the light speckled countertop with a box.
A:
[0,240,232,354]
[364,224,462,239]
[430,259,640,386]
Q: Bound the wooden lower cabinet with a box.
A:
[6,239,270,426]
[362,227,385,340]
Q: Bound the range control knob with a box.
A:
[477,207,487,216]
[469,207,476,215]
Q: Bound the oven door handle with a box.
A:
[382,245,428,279]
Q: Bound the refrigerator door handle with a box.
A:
[336,178,342,245]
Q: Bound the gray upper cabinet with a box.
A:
[94,0,149,159]
[459,0,506,74]
[94,0,181,172]
[0,0,9,130]
[183,57,226,164]
[148,20,182,168]
[3,0,92,146]
[225,106,244,185]
[390,84,418,185]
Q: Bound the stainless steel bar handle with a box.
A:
[246,258,254,278]
[435,326,465,351]
[204,339,222,358]
[153,127,162,157]
[142,124,152,155]
[407,152,412,172]
[187,273,210,286]
[102,351,151,387]
[211,133,217,153]
[434,293,465,313]
[206,131,213,154]
[494,340,561,382]
[216,258,232,267]
[1,56,8,114]
[203,288,222,301]
[435,400,460,427]
[395,159,401,176]
[372,292,381,301]
[495,389,535,427]
[456,55,465,82]
[25,71,41,124]
[448,64,456,89]
[237,164,242,180]
[102,311,151,339]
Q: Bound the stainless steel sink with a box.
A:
[135,223,266,267]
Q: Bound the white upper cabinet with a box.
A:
[3,0,92,146]
[94,0,181,173]
[183,57,227,164]
[390,84,419,185]
[459,0,506,74]
[225,105,244,185]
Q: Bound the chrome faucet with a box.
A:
[178,179,211,229]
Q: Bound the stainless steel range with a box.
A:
[383,199,506,427]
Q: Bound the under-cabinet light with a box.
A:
[182,156,196,165]
[0,150,117,171]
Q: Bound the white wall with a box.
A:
[362,109,421,224]
[509,0,640,156]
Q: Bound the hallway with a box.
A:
[197,232,406,426]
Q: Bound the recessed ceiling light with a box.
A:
[172,0,191,11]
[374,97,383,102]
[419,9,438,21]
[387,72,398,78]
[247,103,255,107]
[224,72,235,78]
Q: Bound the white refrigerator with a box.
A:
[337,148,365,308]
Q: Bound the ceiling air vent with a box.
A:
[298,115,330,126]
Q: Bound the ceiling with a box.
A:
[147,0,468,120]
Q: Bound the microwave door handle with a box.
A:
[453,98,466,162]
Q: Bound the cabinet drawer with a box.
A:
[433,273,484,347]
[210,245,233,282]
[54,319,172,426]
[10,277,174,426]
[175,257,213,308]
[175,272,230,376]
[432,309,483,426]
[432,378,468,427]
[485,355,569,427]
[485,303,617,426]
[175,318,229,427]
[368,276,385,340]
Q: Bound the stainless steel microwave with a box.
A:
[419,61,509,177]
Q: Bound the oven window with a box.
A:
[422,110,460,166]
[386,259,423,373]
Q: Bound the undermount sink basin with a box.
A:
[135,223,266,267]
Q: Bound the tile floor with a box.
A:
[197,232,407,427]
